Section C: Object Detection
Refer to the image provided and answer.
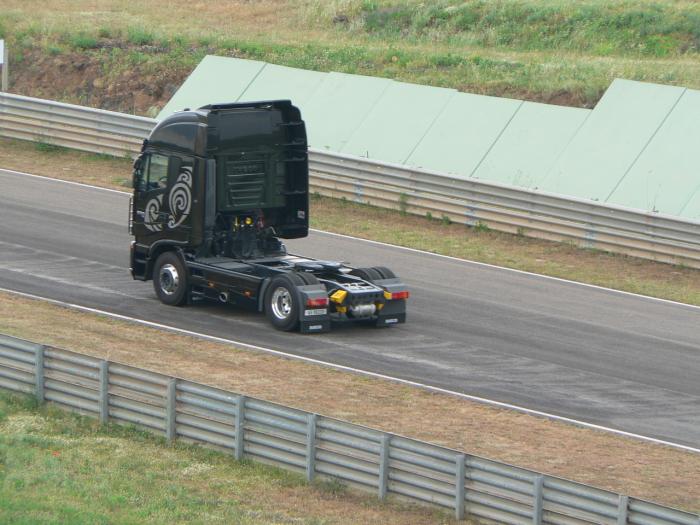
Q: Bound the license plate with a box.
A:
[305,308,327,317]
[384,318,398,324]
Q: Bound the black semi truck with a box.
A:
[129,100,408,333]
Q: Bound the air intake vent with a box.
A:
[216,152,286,212]
[222,159,266,209]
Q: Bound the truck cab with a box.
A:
[130,101,408,333]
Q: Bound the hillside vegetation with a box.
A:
[1,0,700,113]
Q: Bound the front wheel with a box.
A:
[265,274,304,331]
[153,252,188,306]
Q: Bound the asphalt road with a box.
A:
[2,169,699,447]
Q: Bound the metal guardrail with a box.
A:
[308,151,700,268]
[1,92,699,268]
[1,333,698,524]
[0,92,153,157]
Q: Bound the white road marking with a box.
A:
[1,286,698,455]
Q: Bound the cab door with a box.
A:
[132,151,171,243]
[132,151,196,246]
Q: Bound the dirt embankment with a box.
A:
[10,44,191,115]
[9,43,598,115]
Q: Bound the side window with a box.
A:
[146,153,170,190]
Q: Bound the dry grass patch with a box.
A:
[2,0,307,43]
[0,138,131,190]
[1,290,699,513]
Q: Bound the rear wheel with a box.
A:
[296,271,320,286]
[349,267,382,282]
[372,266,396,279]
[265,273,304,331]
[153,252,188,306]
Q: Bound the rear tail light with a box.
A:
[384,290,410,300]
[306,297,329,307]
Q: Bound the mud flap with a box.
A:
[374,277,408,327]
[375,298,407,326]
[300,320,331,333]
[297,284,331,334]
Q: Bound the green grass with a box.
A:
[126,26,157,47]
[342,0,700,57]
[0,392,292,524]
[0,391,442,524]
[34,141,68,154]
[67,32,99,50]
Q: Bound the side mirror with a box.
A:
[132,155,144,192]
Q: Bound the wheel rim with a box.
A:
[159,263,180,296]
[270,287,293,320]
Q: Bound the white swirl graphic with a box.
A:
[144,194,163,232]
[167,166,192,229]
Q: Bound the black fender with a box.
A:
[257,277,272,312]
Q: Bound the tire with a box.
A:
[296,271,320,286]
[372,266,396,279]
[153,251,188,306]
[265,274,304,331]
[349,267,382,283]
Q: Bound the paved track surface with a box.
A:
[2,169,699,447]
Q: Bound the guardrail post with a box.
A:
[98,360,109,424]
[617,495,629,525]
[35,345,45,403]
[1,40,8,92]
[234,395,246,461]
[378,434,390,500]
[165,378,177,442]
[455,453,466,520]
[306,413,317,482]
[532,475,544,525]
[455,454,467,520]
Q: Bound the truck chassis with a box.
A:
[137,247,407,333]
